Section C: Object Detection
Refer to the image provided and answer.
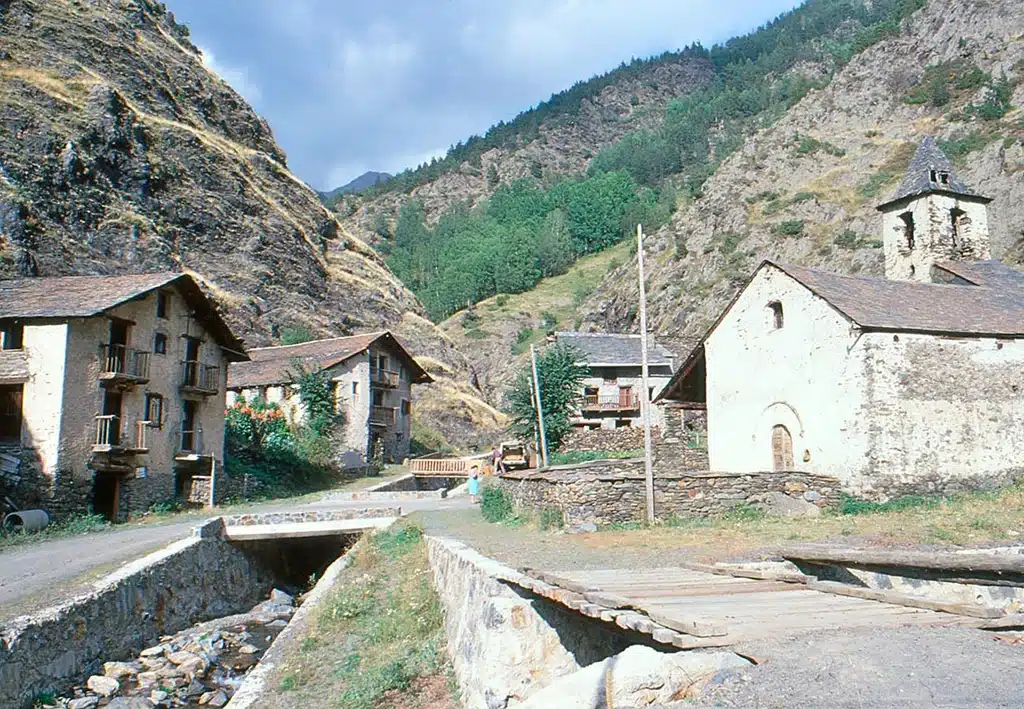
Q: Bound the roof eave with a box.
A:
[876,188,993,212]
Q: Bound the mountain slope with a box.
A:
[320,171,392,202]
[0,0,502,446]
[582,0,1024,352]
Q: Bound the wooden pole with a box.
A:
[637,224,655,523]
[530,344,549,468]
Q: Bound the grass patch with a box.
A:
[0,513,109,551]
[548,449,644,466]
[771,219,805,237]
[269,523,454,709]
[717,232,746,255]
[838,493,938,515]
[857,141,916,200]
[793,134,846,157]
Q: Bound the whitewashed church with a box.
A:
[658,138,1024,498]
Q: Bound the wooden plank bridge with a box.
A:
[499,564,988,650]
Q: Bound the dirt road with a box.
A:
[0,496,469,622]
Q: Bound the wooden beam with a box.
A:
[807,580,1003,619]
[782,545,1024,575]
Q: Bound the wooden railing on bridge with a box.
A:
[409,453,493,476]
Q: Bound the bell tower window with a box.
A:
[898,212,915,249]
[950,207,966,250]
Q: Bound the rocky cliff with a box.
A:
[0,0,503,445]
[334,57,715,243]
[584,0,1024,352]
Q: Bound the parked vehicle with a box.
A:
[500,441,529,470]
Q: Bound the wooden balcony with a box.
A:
[93,416,150,454]
[99,345,150,386]
[371,367,400,388]
[370,405,396,426]
[581,391,641,413]
[181,361,220,396]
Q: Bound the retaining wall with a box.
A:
[497,460,840,526]
[0,519,275,708]
[425,536,659,709]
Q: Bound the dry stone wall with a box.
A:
[497,460,840,526]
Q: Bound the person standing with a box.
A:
[491,445,505,474]
[468,465,481,503]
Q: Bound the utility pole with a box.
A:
[637,224,655,523]
[530,344,549,468]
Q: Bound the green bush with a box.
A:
[547,449,644,466]
[834,230,860,250]
[539,507,564,531]
[771,220,805,237]
[717,232,746,255]
[481,487,515,523]
[495,294,509,307]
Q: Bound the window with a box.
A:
[768,301,784,330]
[0,384,23,441]
[401,400,411,416]
[372,390,384,407]
[898,211,915,249]
[929,169,950,186]
[153,332,168,355]
[1,324,23,350]
[352,381,359,396]
[145,393,164,429]
[156,291,170,319]
[950,207,966,248]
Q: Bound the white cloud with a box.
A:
[198,44,264,104]
[329,25,417,110]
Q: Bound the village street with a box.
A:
[0,494,471,623]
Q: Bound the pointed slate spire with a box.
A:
[878,137,991,209]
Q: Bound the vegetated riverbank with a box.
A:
[262,524,459,709]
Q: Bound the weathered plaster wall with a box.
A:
[0,521,274,709]
[705,266,869,482]
[368,342,414,463]
[19,324,70,507]
[426,536,659,709]
[856,331,1024,496]
[497,460,839,526]
[881,194,990,283]
[574,363,673,430]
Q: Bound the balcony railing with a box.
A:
[370,406,396,426]
[178,426,203,456]
[93,416,150,453]
[99,344,150,384]
[582,391,641,413]
[181,361,220,395]
[370,367,400,388]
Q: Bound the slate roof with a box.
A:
[878,137,990,209]
[776,262,1024,336]
[932,260,1024,290]
[554,332,674,366]
[227,332,431,389]
[0,272,248,360]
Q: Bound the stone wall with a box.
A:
[0,519,275,709]
[497,460,840,526]
[559,426,646,453]
[425,536,660,709]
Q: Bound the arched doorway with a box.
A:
[771,425,794,471]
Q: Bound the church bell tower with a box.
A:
[876,137,992,283]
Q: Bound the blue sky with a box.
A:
[163,0,802,191]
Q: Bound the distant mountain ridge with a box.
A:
[320,171,392,203]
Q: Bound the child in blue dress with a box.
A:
[467,465,481,503]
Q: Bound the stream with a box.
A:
[42,588,297,709]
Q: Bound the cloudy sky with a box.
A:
[163,1,801,191]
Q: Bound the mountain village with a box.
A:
[1,0,1024,707]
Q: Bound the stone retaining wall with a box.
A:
[560,426,646,453]
[425,536,658,709]
[497,460,841,526]
[0,520,275,708]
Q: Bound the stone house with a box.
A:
[657,138,1024,498]
[555,332,675,430]
[0,272,248,521]
[226,332,431,469]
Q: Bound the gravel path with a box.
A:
[694,627,1024,708]
[0,496,470,622]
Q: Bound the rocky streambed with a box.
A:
[41,589,298,709]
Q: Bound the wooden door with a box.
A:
[771,425,794,471]
[618,386,632,408]
[102,391,122,446]
[0,384,22,441]
[92,472,120,521]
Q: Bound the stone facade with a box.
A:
[497,459,840,526]
[0,523,275,709]
[881,192,990,283]
[558,426,646,453]
[1,283,236,520]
